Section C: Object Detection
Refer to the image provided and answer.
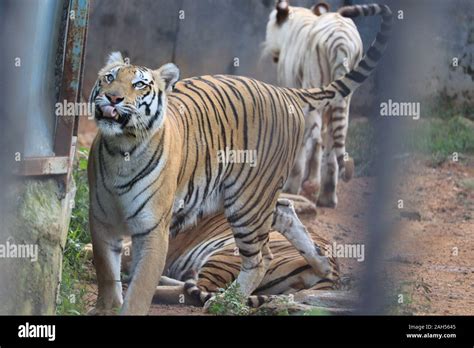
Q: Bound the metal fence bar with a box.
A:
[15,0,89,189]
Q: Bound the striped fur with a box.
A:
[172,198,339,307]
[88,7,391,313]
[114,195,338,307]
[264,1,392,207]
[99,194,332,307]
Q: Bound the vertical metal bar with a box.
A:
[357,1,403,314]
[53,0,89,187]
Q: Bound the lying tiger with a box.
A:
[96,195,338,307]
[88,3,391,315]
[84,196,338,307]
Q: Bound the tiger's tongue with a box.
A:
[100,105,117,118]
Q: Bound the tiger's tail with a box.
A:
[296,3,392,103]
[333,3,393,95]
[293,3,393,178]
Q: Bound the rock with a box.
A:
[294,290,358,309]
[254,290,359,316]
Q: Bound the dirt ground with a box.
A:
[79,118,473,315]
[385,157,474,315]
[147,157,473,315]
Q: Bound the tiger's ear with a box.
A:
[155,63,180,93]
[312,2,330,15]
[106,51,125,65]
[276,0,290,25]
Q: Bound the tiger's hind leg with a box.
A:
[232,228,272,297]
[318,146,339,208]
[283,147,307,195]
[224,204,276,298]
[272,198,332,279]
[300,109,324,203]
[318,98,352,207]
[332,97,353,183]
[202,228,271,310]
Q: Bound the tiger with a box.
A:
[108,195,339,307]
[264,1,381,208]
[84,195,335,307]
[88,2,392,314]
[164,198,339,307]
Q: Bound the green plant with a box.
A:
[207,283,251,316]
[402,116,474,165]
[57,147,93,315]
[302,307,330,316]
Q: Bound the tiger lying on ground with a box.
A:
[264,1,382,208]
[102,195,338,307]
[88,3,391,314]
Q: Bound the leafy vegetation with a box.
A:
[346,99,474,175]
[402,116,474,165]
[302,307,330,316]
[206,283,251,316]
[57,147,93,315]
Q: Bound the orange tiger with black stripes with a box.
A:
[101,195,338,308]
[88,2,392,315]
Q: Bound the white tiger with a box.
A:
[264,0,366,207]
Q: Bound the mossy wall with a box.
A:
[0,178,75,314]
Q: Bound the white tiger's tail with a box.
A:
[331,3,393,97]
[294,3,393,103]
[291,3,392,178]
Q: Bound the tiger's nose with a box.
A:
[105,93,124,105]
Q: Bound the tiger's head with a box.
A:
[264,0,330,63]
[90,52,179,138]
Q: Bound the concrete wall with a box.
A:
[394,0,474,109]
[83,0,379,114]
[83,0,474,115]
[0,179,74,315]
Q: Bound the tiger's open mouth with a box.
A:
[95,104,131,131]
[99,105,119,121]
